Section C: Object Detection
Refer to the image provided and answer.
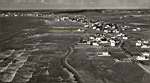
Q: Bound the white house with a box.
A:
[100,41,108,44]
[89,36,95,40]
[92,42,99,46]
[143,40,149,44]
[136,27,141,31]
[110,40,116,46]
[92,26,97,29]
[5,14,9,17]
[132,29,137,31]
[112,26,116,29]
[86,41,91,45]
[123,37,128,40]
[98,52,111,56]
[96,37,101,41]
[84,25,89,28]
[136,42,142,46]
[136,56,149,61]
[142,52,150,57]
[141,45,150,48]
[96,28,100,31]
[104,30,108,33]
[14,14,18,17]
[77,29,84,32]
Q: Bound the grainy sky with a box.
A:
[0,0,150,9]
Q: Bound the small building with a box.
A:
[86,41,91,45]
[113,30,119,33]
[104,30,108,33]
[136,42,142,46]
[92,26,97,29]
[100,41,108,44]
[110,40,116,46]
[110,42,115,47]
[5,14,9,17]
[89,36,95,40]
[136,56,149,61]
[96,28,100,31]
[84,25,89,28]
[142,52,150,57]
[141,45,150,48]
[98,52,111,56]
[14,14,18,17]
[92,42,99,46]
[77,29,84,32]
[143,40,149,44]
[123,36,128,40]
[136,27,141,31]
[132,29,137,31]
[112,25,116,29]
[96,37,101,41]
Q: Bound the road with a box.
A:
[62,46,83,83]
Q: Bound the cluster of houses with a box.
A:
[135,40,150,61]
[132,27,141,32]
[83,34,118,47]
[58,15,150,61]
[136,40,150,48]
[80,21,129,48]
[136,52,149,61]
[58,15,88,24]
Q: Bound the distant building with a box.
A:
[110,40,115,46]
[141,45,150,48]
[96,28,100,31]
[136,56,149,61]
[136,41,142,46]
[77,29,84,32]
[92,26,96,29]
[136,27,141,31]
[143,40,149,44]
[104,30,108,33]
[92,42,99,46]
[84,25,89,28]
[142,52,150,57]
[123,37,128,40]
[89,36,95,40]
[95,37,101,41]
[132,29,137,31]
[98,52,111,56]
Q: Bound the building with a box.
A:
[141,45,150,48]
[84,25,89,28]
[142,52,150,57]
[143,40,149,44]
[98,52,111,56]
[95,37,101,41]
[136,56,149,61]
[136,41,142,46]
[92,42,99,46]
[110,40,116,46]
[123,36,128,40]
[92,26,96,29]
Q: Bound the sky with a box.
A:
[0,0,150,9]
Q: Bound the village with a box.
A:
[56,15,150,64]
[0,11,150,64]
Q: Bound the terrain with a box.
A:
[0,10,150,83]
